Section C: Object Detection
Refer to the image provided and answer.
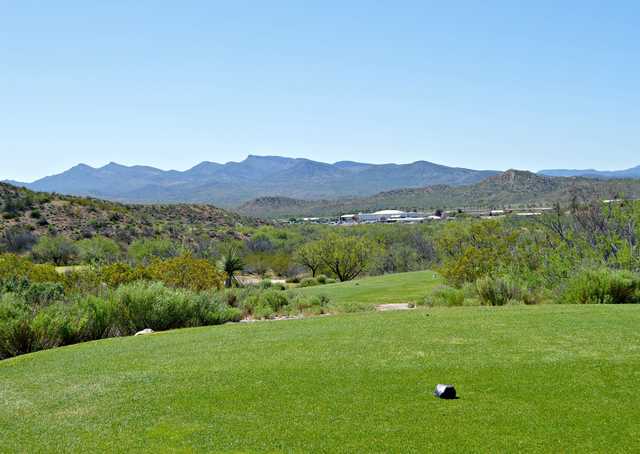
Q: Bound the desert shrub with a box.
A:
[424,285,465,307]
[0,294,37,359]
[110,281,200,332]
[21,282,65,306]
[31,236,78,265]
[475,276,523,306]
[0,254,61,284]
[0,226,37,253]
[561,268,640,304]
[98,262,150,287]
[260,290,289,312]
[59,268,103,294]
[299,277,319,288]
[260,279,273,289]
[76,236,121,265]
[148,255,224,291]
[286,294,330,315]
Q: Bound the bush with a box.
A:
[299,277,319,288]
[562,269,640,304]
[97,262,149,287]
[316,274,328,284]
[0,294,38,359]
[475,276,523,306]
[425,285,465,307]
[21,282,65,306]
[260,279,273,289]
[0,254,61,284]
[287,294,330,315]
[0,226,37,253]
[148,255,224,291]
[77,236,121,265]
[31,236,78,265]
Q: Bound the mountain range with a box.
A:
[4,155,499,207]
[538,165,640,179]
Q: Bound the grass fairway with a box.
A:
[297,269,444,306]
[2,306,640,453]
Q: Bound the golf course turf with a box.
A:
[1,305,639,452]
[297,270,444,306]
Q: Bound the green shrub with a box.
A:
[299,277,319,288]
[260,279,273,289]
[424,285,465,307]
[22,282,65,306]
[110,282,200,333]
[316,275,328,284]
[147,255,224,291]
[0,294,37,359]
[77,236,121,265]
[31,236,78,265]
[561,269,640,304]
[287,294,330,315]
[475,276,523,306]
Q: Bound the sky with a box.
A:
[1,1,639,181]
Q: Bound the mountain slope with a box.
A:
[237,170,640,218]
[0,182,262,244]
[5,155,499,207]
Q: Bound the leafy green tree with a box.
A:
[217,245,244,288]
[316,234,378,281]
[295,241,324,277]
[128,238,180,265]
[31,236,78,266]
[77,236,121,265]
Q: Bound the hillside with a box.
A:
[5,155,498,207]
[1,306,638,452]
[237,170,640,218]
[0,182,261,244]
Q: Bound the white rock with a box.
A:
[134,328,154,336]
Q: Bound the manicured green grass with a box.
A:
[2,305,639,452]
[297,270,444,306]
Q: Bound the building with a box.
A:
[357,209,423,223]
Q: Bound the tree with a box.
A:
[316,234,378,281]
[31,236,78,266]
[77,236,121,265]
[128,238,180,265]
[217,244,244,288]
[295,241,324,277]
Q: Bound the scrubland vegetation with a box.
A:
[1,188,640,359]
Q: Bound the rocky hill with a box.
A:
[0,182,262,245]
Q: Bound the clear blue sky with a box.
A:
[1,1,639,181]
